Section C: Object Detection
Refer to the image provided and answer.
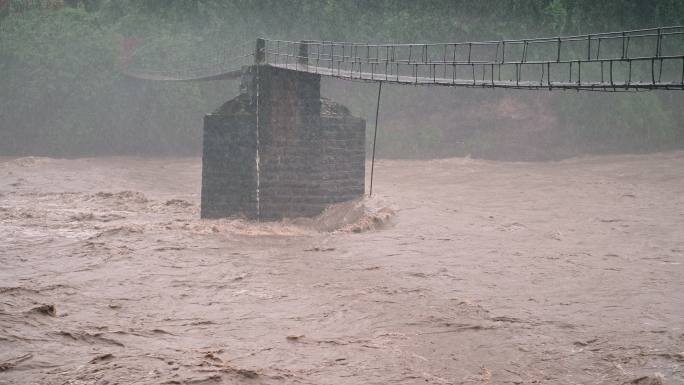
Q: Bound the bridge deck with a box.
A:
[270,63,684,91]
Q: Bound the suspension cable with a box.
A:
[369,81,383,197]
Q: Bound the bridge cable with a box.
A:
[369,81,383,197]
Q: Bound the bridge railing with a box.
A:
[260,26,684,90]
[124,27,684,90]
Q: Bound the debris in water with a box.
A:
[165,199,193,208]
[628,374,666,385]
[233,368,258,379]
[89,353,114,364]
[30,304,56,317]
[0,354,32,372]
[304,247,335,252]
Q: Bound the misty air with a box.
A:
[1,1,683,384]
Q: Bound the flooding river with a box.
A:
[1,154,682,384]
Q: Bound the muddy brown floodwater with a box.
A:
[1,153,683,385]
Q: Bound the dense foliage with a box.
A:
[0,0,682,158]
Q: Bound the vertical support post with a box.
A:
[298,40,309,68]
[577,61,581,86]
[610,59,614,89]
[255,38,265,64]
[587,34,591,60]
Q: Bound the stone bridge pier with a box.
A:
[200,62,366,220]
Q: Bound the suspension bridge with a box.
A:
[126,26,684,91]
[124,26,684,220]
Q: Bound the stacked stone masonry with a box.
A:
[201,65,366,220]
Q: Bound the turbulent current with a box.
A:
[1,154,682,384]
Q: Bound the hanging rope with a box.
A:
[369,81,382,197]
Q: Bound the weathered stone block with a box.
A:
[200,65,366,220]
[200,97,258,219]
